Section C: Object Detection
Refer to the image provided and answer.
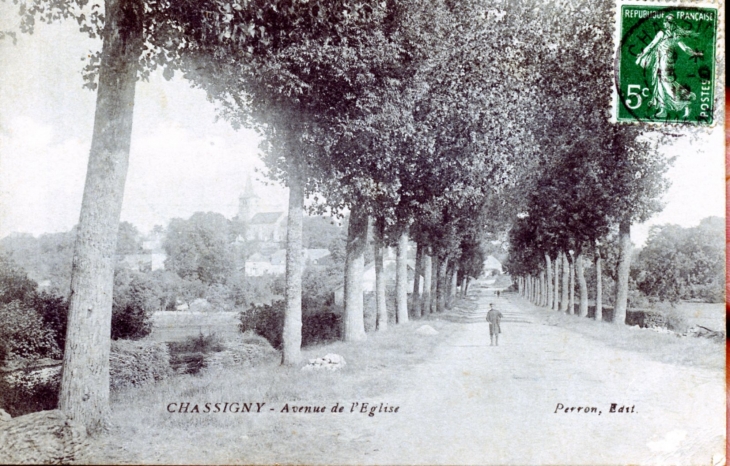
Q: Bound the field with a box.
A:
[149,311,241,342]
[663,301,724,331]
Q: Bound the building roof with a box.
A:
[250,212,285,224]
[305,249,331,262]
[247,253,268,263]
[484,255,503,272]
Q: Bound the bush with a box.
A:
[168,332,226,354]
[32,293,69,351]
[0,301,61,364]
[167,333,226,375]
[109,340,173,390]
[302,312,342,346]
[111,302,153,340]
[238,301,342,349]
[238,301,285,349]
[0,365,61,417]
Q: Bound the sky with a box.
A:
[0,11,724,246]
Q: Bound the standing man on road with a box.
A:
[486,303,503,346]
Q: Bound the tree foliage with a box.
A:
[634,217,725,303]
[163,212,236,285]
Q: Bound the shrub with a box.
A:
[167,333,226,375]
[168,332,226,354]
[238,301,342,349]
[0,365,61,417]
[302,311,342,346]
[32,292,69,351]
[111,302,153,340]
[109,340,173,390]
[0,301,61,364]
[0,255,38,305]
[238,301,285,349]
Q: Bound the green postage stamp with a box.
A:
[613,1,720,125]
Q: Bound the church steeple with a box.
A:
[238,174,258,221]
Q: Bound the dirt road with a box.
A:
[290,280,725,465]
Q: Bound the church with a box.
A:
[236,177,287,246]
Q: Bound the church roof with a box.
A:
[250,212,285,224]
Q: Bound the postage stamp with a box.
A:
[613,2,719,125]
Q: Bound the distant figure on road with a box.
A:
[496,290,501,298]
[486,303,503,346]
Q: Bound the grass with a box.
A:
[84,317,459,464]
[514,294,725,371]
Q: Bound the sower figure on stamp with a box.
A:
[635,14,703,119]
[486,303,503,346]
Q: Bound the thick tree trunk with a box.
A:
[464,277,470,295]
[595,244,603,321]
[422,252,432,315]
[343,204,368,341]
[553,256,560,311]
[395,230,409,324]
[59,0,143,436]
[560,252,569,312]
[430,255,439,313]
[460,275,466,298]
[436,257,448,312]
[374,218,387,331]
[281,173,304,365]
[613,220,632,325]
[576,252,588,317]
[568,254,575,315]
[411,243,422,317]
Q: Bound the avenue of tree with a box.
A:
[4,0,700,435]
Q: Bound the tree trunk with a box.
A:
[545,253,553,308]
[560,252,569,312]
[430,255,439,313]
[568,254,575,315]
[374,218,387,331]
[59,0,144,436]
[595,244,603,321]
[436,257,448,312]
[343,204,368,341]
[576,252,588,317]
[614,219,632,325]
[444,266,452,309]
[539,271,546,306]
[411,243,422,317]
[422,252,432,315]
[553,256,560,311]
[281,172,304,365]
[450,264,459,307]
[395,230,409,324]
